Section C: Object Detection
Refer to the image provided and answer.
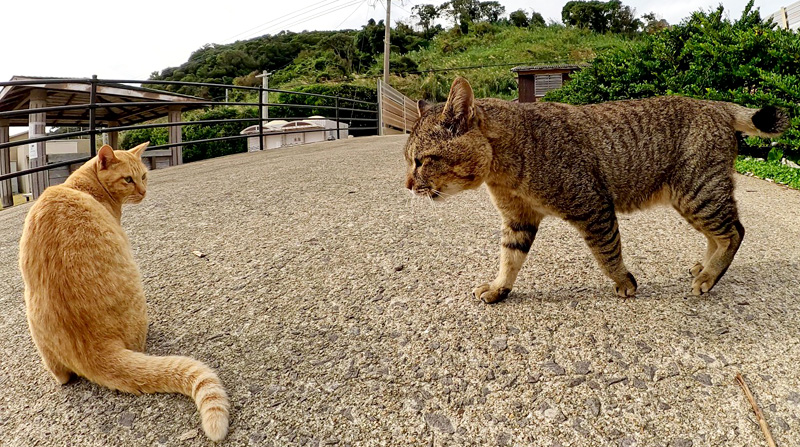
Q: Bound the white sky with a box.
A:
[0,0,789,83]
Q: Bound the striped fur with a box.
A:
[405,77,788,301]
[19,143,229,441]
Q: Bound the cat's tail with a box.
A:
[87,349,229,441]
[726,103,790,137]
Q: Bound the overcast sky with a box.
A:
[0,0,789,83]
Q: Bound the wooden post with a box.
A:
[377,79,384,136]
[168,106,183,166]
[780,7,789,30]
[106,121,119,149]
[29,89,48,199]
[0,119,11,208]
[383,0,391,84]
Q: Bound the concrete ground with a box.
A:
[0,135,799,447]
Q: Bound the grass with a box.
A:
[391,25,635,101]
[735,156,800,190]
[315,25,635,102]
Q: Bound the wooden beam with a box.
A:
[0,119,11,208]
[28,89,49,199]
[168,106,183,165]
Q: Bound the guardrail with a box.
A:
[0,76,379,207]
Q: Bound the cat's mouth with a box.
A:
[125,194,146,204]
[414,187,442,200]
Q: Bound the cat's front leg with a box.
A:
[474,219,541,303]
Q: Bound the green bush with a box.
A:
[735,157,800,189]
[120,125,168,150]
[545,1,800,155]
[182,107,258,163]
[120,107,258,163]
[271,84,378,136]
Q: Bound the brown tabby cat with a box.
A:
[19,143,229,441]
[405,77,789,303]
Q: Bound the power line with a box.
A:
[336,0,369,28]
[225,0,351,42]
[264,0,366,35]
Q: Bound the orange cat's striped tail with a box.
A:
[87,349,229,441]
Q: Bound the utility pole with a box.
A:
[256,70,272,122]
[383,0,391,84]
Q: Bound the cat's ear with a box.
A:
[97,145,118,170]
[417,99,431,117]
[442,76,475,122]
[128,141,150,158]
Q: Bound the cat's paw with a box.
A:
[472,283,511,304]
[691,271,716,295]
[690,262,704,277]
[614,273,637,298]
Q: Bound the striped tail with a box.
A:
[86,349,229,441]
[727,103,790,137]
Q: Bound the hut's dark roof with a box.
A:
[0,76,206,127]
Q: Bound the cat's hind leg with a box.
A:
[569,204,637,298]
[673,187,743,295]
[474,212,543,304]
[36,342,75,385]
[690,234,718,277]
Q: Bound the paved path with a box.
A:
[1,135,799,446]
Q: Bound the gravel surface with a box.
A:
[1,135,799,446]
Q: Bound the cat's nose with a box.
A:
[405,176,414,190]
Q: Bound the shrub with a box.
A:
[546,1,800,155]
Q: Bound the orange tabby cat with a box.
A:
[19,143,229,441]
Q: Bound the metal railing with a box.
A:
[0,76,379,184]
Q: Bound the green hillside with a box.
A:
[150,21,633,102]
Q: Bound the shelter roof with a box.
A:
[0,76,207,127]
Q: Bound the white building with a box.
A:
[240,116,349,152]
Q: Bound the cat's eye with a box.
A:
[141,173,147,181]
[414,158,422,168]
[124,176,133,183]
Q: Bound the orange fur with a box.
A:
[19,142,229,441]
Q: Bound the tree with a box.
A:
[509,9,529,27]
[642,12,669,33]
[441,0,481,26]
[321,33,357,73]
[413,4,442,37]
[561,0,640,34]
[606,0,641,34]
[530,11,546,27]
[478,1,505,23]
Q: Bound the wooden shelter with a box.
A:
[0,76,207,205]
[511,64,589,102]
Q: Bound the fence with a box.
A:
[377,79,419,135]
[770,1,800,31]
[0,76,379,208]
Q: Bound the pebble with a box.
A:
[586,398,601,417]
[490,337,508,352]
[178,429,198,441]
[541,360,565,375]
[117,411,135,428]
[694,373,712,386]
[424,413,455,434]
[574,360,591,375]
[496,432,511,446]
[544,407,567,424]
